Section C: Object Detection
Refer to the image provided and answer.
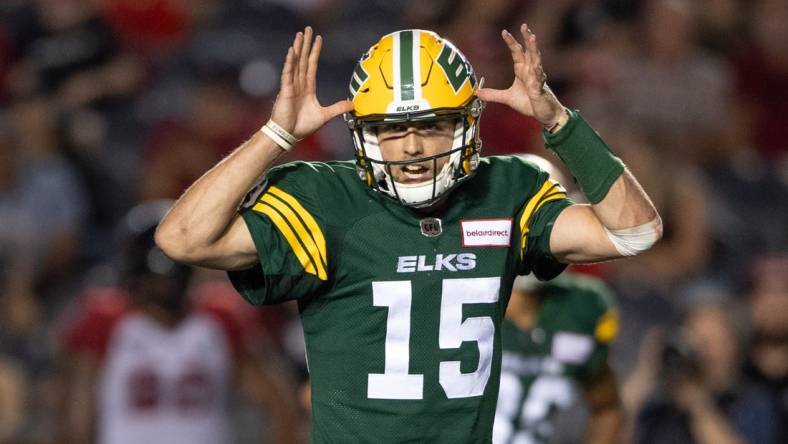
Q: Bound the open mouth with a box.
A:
[397,164,433,183]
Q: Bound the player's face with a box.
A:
[376,119,455,184]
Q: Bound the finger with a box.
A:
[292,31,303,59]
[298,27,314,86]
[501,29,525,65]
[306,35,322,93]
[281,46,295,88]
[520,25,546,89]
[292,32,304,81]
[476,87,510,105]
[322,99,354,119]
[523,24,541,60]
[521,24,544,73]
[521,42,532,80]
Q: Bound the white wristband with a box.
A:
[260,120,298,151]
[261,125,292,151]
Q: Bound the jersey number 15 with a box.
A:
[368,277,500,400]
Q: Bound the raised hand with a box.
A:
[477,24,566,128]
[270,27,353,140]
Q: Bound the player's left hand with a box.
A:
[477,24,567,129]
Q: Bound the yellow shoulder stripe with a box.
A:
[267,186,327,268]
[534,192,567,214]
[251,202,324,279]
[250,186,327,281]
[595,309,619,344]
[519,179,567,259]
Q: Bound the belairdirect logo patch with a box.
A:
[460,218,512,247]
[420,218,442,237]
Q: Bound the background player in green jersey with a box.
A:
[493,272,623,444]
[156,23,660,443]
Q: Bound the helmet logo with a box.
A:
[436,43,475,93]
[420,217,443,237]
[396,104,420,112]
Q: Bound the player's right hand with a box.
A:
[270,26,353,141]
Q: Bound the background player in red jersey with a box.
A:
[58,201,302,444]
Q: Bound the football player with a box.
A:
[156,25,661,442]
[493,272,622,444]
[59,202,301,444]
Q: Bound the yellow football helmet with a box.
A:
[345,29,484,208]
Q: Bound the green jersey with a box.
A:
[229,156,572,443]
[492,274,618,444]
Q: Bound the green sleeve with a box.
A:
[523,199,573,281]
[227,163,330,305]
[515,167,573,281]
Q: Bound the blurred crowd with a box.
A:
[0,0,786,443]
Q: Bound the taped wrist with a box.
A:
[542,110,624,204]
[604,216,662,256]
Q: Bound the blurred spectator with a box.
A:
[2,0,148,266]
[58,201,302,444]
[0,127,34,283]
[100,0,195,56]
[0,356,27,442]
[0,18,15,102]
[602,129,710,290]
[526,0,638,88]
[744,257,788,440]
[0,255,55,444]
[140,79,263,200]
[700,108,788,288]
[3,96,88,293]
[626,286,780,444]
[731,0,788,163]
[4,0,144,111]
[581,0,731,162]
[597,128,711,379]
[694,0,745,54]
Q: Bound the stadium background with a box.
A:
[0,0,786,442]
